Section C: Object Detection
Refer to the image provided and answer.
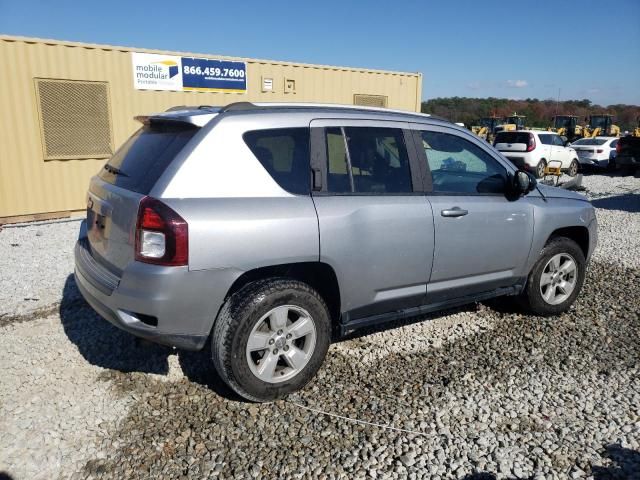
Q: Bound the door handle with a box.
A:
[441,207,468,217]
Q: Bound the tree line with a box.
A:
[421,97,640,132]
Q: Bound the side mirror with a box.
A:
[513,169,537,196]
[565,141,572,147]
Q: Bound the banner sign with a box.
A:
[132,52,247,93]
[182,57,247,92]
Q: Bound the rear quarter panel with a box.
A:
[163,197,320,272]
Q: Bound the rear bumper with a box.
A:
[74,232,241,350]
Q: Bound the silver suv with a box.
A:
[75,102,597,401]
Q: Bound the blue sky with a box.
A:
[1,0,639,105]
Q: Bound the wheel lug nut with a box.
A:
[269,339,275,345]
[286,333,292,339]
[273,349,278,355]
[277,329,283,335]
[284,345,289,351]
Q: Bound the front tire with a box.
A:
[211,278,331,402]
[517,237,586,316]
[568,159,579,177]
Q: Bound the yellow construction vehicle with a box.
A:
[551,115,585,142]
[634,116,640,137]
[584,114,620,138]
[503,113,527,131]
[471,115,505,142]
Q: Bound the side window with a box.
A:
[325,127,413,194]
[243,128,310,194]
[552,135,565,146]
[538,134,553,145]
[420,131,507,194]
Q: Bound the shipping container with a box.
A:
[0,35,422,221]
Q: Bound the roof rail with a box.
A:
[220,102,260,112]
[218,101,434,119]
[165,105,189,112]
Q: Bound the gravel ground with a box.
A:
[1,171,639,480]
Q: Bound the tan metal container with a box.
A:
[0,35,422,220]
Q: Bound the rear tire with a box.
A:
[535,160,546,178]
[568,159,579,177]
[517,237,586,316]
[211,278,331,402]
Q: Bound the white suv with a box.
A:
[494,131,580,178]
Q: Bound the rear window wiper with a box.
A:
[103,164,128,177]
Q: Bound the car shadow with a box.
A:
[59,274,238,399]
[591,444,640,479]
[591,194,640,213]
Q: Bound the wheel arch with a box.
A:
[547,226,589,258]
[224,262,341,328]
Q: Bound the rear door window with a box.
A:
[538,134,554,145]
[98,123,199,194]
[325,127,413,194]
[244,128,310,195]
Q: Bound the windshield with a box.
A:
[590,116,609,129]
[554,117,575,129]
[98,123,199,194]
[480,118,501,128]
[507,117,525,127]
[572,138,607,146]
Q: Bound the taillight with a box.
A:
[596,149,603,154]
[526,134,536,152]
[135,197,188,266]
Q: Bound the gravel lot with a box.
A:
[1,172,639,480]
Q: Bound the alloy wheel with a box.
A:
[539,253,578,305]
[245,305,317,383]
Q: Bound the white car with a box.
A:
[570,137,618,169]
[493,130,580,178]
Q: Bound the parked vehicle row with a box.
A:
[75,103,597,401]
[493,130,580,178]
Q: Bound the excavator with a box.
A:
[551,115,585,142]
[471,115,505,142]
[583,114,620,138]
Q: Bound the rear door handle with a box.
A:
[441,207,468,218]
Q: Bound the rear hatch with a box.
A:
[86,120,200,274]
[493,132,531,152]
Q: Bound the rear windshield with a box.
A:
[572,138,607,146]
[98,123,198,194]
[494,132,531,144]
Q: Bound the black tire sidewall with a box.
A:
[524,237,586,316]
[213,279,331,402]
